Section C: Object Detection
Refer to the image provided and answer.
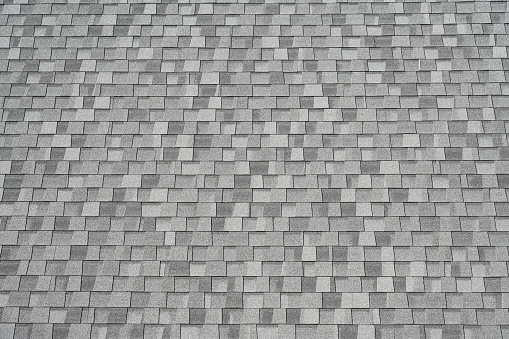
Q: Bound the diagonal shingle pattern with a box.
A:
[1,0,509,338]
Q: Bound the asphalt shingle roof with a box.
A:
[1,0,509,338]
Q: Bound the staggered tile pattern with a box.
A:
[1,0,509,338]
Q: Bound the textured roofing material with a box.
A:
[1,1,509,338]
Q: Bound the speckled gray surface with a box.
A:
[1,1,509,338]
